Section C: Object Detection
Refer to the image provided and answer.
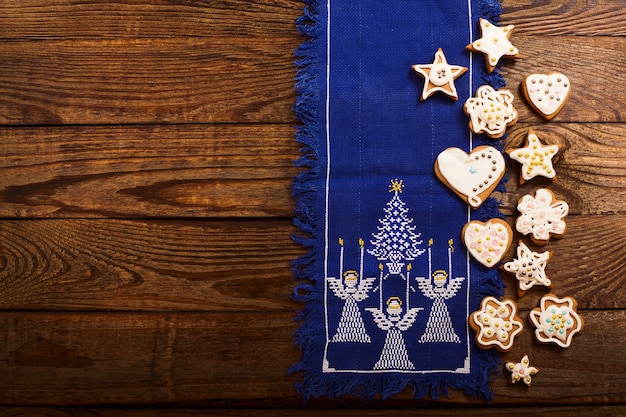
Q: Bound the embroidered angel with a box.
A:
[366,297,423,370]
[416,270,464,343]
[328,269,376,343]
[416,239,464,343]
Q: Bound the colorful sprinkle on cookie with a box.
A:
[506,355,538,386]
[507,129,560,184]
[515,188,569,246]
[464,85,518,139]
[469,296,523,351]
[522,72,571,120]
[434,145,506,208]
[502,241,553,296]
[529,294,583,348]
[412,48,468,101]
[466,18,521,73]
[462,219,513,268]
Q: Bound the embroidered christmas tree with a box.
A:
[368,179,426,274]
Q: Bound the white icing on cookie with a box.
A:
[516,188,568,244]
[507,128,559,183]
[463,219,512,268]
[503,241,552,292]
[464,85,517,138]
[466,19,521,72]
[436,146,505,208]
[470,296,523,351]
[506,355,538,385]
[529,294,583,348]
[412,48,468,101]
[523,72,571,119]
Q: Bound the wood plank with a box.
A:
[0,124,299,218]
[2,406,626,417]
[0,36,623,125]
[501,0,626,36]
[0,216,623,312]
[0,311,624,406]
[0,219,303,312]
[0,123,624,218]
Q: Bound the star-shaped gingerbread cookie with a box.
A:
[466,18,521,73]
[506,355,539,386]
[507,129,560,183]
[502,241,552,296]
[412,48,467,101]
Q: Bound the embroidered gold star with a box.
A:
[466,18,521,73]
[412,48,467,101]
[507,128,559,183]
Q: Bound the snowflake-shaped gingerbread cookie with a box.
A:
[502,240,552,296]
[506,355,539,386]
[516,188,568,246]
[464,85,518,139]
[469,296,523,351]
[529,294,583,348]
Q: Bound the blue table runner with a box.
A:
[293,0,507,400]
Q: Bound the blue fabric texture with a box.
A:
[292,0,507,400]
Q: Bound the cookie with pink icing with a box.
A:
[506,355,539,386]
[528,294,583,348]
[515,188,568,246]
[501,240,553,296]
[462,218,513,268]
[522,72,571,120]
[469,296,523,352]
[466,18,521,73]
[506,128,560,184]
[464,85,518,139]
[434,145,506,209]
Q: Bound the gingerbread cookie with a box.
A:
[528,294,583,348]
[412,48,468,101]
[462,219,513,268]
[466,18,521,73]
[522,72,571,120]
[434,145,506,208]
[502,241,553,296]
[507,128,560,184]
[469,296,523,351]
[515,188,569,246]
[464,85,518,139]
[506,355,538,386]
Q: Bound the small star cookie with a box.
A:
[467,18,521,73]
[529,294,583,348]
[506,355,539,386]
[469,296,523,352]
[502,241,552,296]
[507,129,560,184]
[412,48,468,101]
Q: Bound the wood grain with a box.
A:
[0,216,623,312]
[0,310,624,406]
[0,124,299,217]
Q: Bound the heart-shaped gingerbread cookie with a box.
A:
[522,72,570,120]
[435,146,505,209]
[462,219,513,268]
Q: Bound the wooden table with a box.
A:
[0,1,624,415]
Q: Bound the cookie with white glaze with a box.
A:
[464,85,518,139]
[522,72,571,120]
[434,145,506,209]
[529,294,583,348]
[515,188,568,246]
[506,128,560,184]
[412,48,468,101]
[501,240,553,296]
[462,219,513,268]
[469,296,523,352]
[466,18,521,73]
[506,355,539,386]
